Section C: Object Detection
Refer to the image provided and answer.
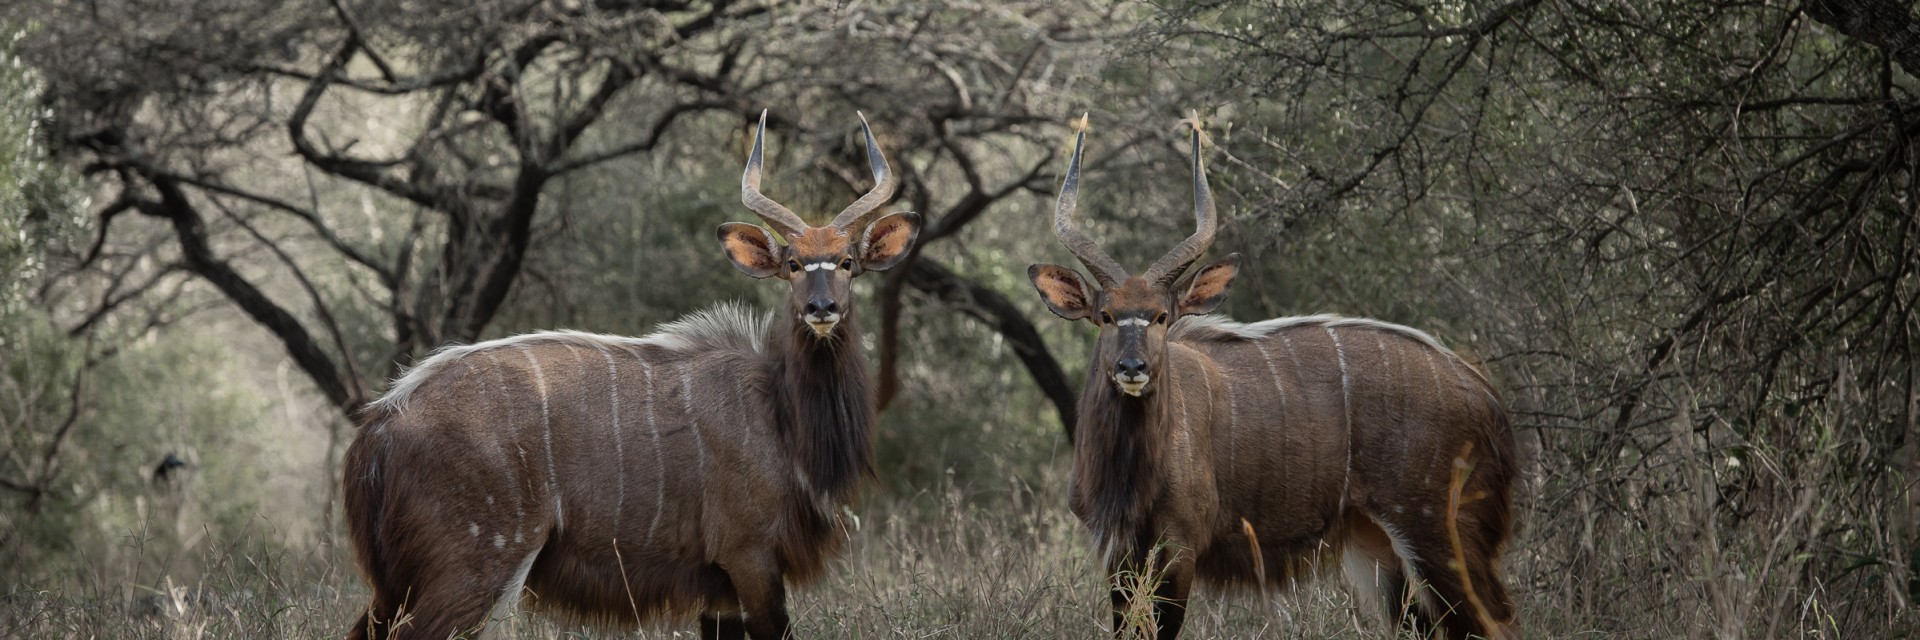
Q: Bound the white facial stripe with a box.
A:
[1117,317,1151,327]
[801,261,839,271]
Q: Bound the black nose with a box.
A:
[1116,358,1147,377]
[805,299,839,317]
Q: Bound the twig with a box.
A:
[1444,442,1498,632]
[613,539,644,628]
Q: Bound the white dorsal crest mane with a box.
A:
[370,303,769,413]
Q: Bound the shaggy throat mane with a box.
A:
[770,317,876,504]
[1072,347,1172,544]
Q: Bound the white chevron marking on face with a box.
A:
[801,261,839,272]
[1117,317,1151,327]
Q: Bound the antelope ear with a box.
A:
[717,222,784,279]
[859,212,921,271]
[1028,263,1096,321]
[1174,254,1239,316]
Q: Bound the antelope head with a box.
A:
[718,111,921,338]
[1028,118,1239,397]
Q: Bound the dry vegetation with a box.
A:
[0,479,1713,639]
[4,0,1919,637]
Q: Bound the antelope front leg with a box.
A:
[725,560,790,640]
[701,612,746,640]
[1107,547,1169,639]
[1107,548,1196,640]
[1152,557,1194,640]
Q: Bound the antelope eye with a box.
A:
[1154,312,1169,325]
[787,260,802,272]
[1100,311,1115,325]
[840,257,854,270]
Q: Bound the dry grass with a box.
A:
[0,465,1907,639]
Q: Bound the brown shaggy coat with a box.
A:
[342,305,873,638]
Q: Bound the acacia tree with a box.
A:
[19,0,1106,438]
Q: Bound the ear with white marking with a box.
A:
[859,212,920,272]
[1028,263,1096,322]
[717,222,784,279]
[1174,254,1238,317]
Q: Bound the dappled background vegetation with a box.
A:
[2,0,1916,636]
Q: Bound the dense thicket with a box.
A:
[2,0,1915,635]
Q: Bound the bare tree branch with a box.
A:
[1804,0,1920,77]
[137,171,356,413]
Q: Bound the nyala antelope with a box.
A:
[1027,120,1519,639]
[342,111,919,640]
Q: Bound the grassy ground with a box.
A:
[0,472,1895,639]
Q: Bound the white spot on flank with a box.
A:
[641,362,666,547]
[469,522,479,537]
[494,533,506,549]
[1327,327,1354,514]
[515,345,564,531]
[486,495,494,506]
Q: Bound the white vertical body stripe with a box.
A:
[598,347,625,531]
[1177,386,1192,463]
[641,361,666,547]
[478,350,529,533]
[677,362,707,476]
[1252,341,1288,413]
[1253,339,1288,517]
[515,345,564,529]
[1420,349,1446,460]
[1224,376,1239,476]
[733,373,752,449]
[1325,327,1354,513]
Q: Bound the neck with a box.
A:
[1072,353,1173,541]
[770,315,875,504]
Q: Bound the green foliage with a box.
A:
[5,329,276,588]
[0,28,80,314]
[2,1,1917,635]
[0,24,291,595]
